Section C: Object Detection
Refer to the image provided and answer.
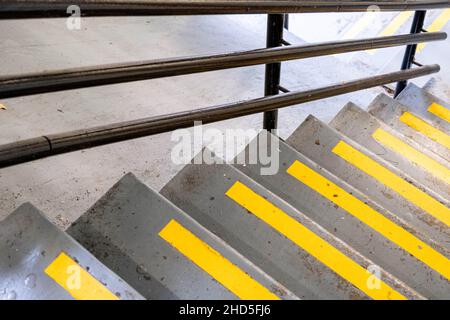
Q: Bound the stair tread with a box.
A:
[0,203,143,300]
[396,83,450,133]
[423,78,450,103]
[368,93,450,160]
[68,173,295,300]
[234,130,449,299]
[287,115,450,255]
[330,102,450,201]
[161,155,420,300]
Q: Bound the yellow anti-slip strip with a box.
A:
[332,141,450,227]
[417,9,450,53]
[287,160,450,281]
[381,11,414,36]
[226,181,406,300]
[400,112,450,149]
[45,252,118,300]
[342,11,379,40]
[367,11,413,54]
[428,102,450,123]
[159,219,279,300]
[372,128,450,185]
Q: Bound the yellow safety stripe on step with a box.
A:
[44,252,118,300]
[428,102,450,123]
[372,128,450,185]
[341,11,380,40]
[332,140,450,228]
[367,11,413,54]
[225,181,406,300]
[417,9,450,53]
[159,219,279,300]
[287,160,450,281]
[399,112,450,149]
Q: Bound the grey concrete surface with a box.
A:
[330,102,450,201]
[287,115,450,253]
[397,83,450,133]
[290,10,450,86]
[0,203,143,300]
[0,15,385,227]
[424,77,450,102]
[68,172,296,300]
[161,155,421,300]
[368,93,450,160]
[233,131,443,299]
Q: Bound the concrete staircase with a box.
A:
[0,204,143,300]
[1,79,449,300]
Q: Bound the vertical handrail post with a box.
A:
[263,14,284,131]
[394,10,427,97]
[284,14,289,29]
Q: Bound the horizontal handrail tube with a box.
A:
[0,64,439,168]
[0,32,446,99]
[1,1,450,18]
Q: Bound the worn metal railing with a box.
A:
[0,32,443,99]
[0,0,449,168]
[1,1,450,17]
[395,10,428,97]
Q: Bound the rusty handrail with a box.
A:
[0,64,440,168]
[1,0,450,18]
[0,32,445,99]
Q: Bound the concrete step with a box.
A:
[286,115,450,256]
[161,156,420,300]
[396,83,450,133]
[0,203,143,300]
[330,103,450,201]
[67,173,295,300]
[423,78,450,103]
[234,130,449,299]
[368,93,450,160]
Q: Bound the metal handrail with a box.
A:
[0,2,449,167]
[0,32,444,99]
[1,1,450,18]
[0,65,439,168]
[395,10,427,97]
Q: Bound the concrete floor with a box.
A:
[0,13,445,228]
[289,10,450,85]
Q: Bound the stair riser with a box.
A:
[330,103,450,201]
[423,78,450,103]
[68,174,295,300]
[368,94,450,160]
[287,116,450,258]
[235,131,448,299]
[397,83,450,133]
[0,204,143,300]
[162,159,420,300]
